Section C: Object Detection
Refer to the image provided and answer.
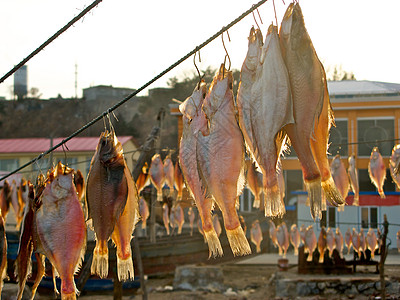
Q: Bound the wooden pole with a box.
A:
[379,214,389,300]
[133,236,148,300]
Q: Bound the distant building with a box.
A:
[14,65,28,100]
[83,85,136,101]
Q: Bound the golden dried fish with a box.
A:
[250,220,263,253]
[86,130,139,281]
[163,156,175,196]
[368,147,386,198]
[138,197,149,230]
[0,180,11,220]
[348,154,360,206]
[290,224,300,255]
[136,162,149,195]
[317,227,327,263]
[199,65,250,256]
[174,162,184,202]
[149,154,165,201]
[280,3,344,220]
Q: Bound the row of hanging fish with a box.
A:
[269,222,383,262]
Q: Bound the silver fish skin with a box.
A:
[348,154,360,206]
[237,27,263,163]
[199,65,250,257]
[179,81,222,258]
[250,24,293,218]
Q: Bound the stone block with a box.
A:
[173,265,224,292]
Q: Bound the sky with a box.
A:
[0,0,399,100]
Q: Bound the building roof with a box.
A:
[0,136,135,153]
[328,80,400,97]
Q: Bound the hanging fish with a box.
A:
[290,224,301,255]
[330,155,348,211]
[188,207,195,236]
[86,130,139,281]
[213,214,222,238]
[368,147,386,198]
[335,227,344,258]
[299,224,306,245]
[136,162,149,195]
[249,24,293,218]
[359,228,367,258]
[198,65,250,257]
[366,228,378,259]
[174,204,185,234]
[345,227,353,255]
[0,180,11,220]
[280,2,344,220]
[149,154,165,202]
[162,203,170,235]
[397,230,400,253]
[34,162,86,299]
[317,227,327,263]
[11,179,25,230]
[174,162,184,202]
[305,225,317,262]
[163,156,175,196]
[326,227,336,258]
[269,220,278,248]
[179,80,222,257]
[18,178,30,209]
[237,27,263,164]
[139,197,149,230]
[0,212,6,296]
[276,222,290,258]
[348,154,360,206]
[352,228,361,257]
[246,160,263,209]
[389,145,400,189]
[250,220,263,253]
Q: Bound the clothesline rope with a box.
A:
[0,0,103,84]
[0,0,269,182]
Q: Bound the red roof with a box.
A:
[0,136,135,153]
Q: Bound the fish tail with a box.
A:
[264,185,285,218]
[141,221,146,230]
[319,251,324,263]
[353,196,359,206]
[157,191,163,202]
[304,178,322,221]
[91,246,109,279]
[253,197,260,208]
[306,251,313,262]
[256,243,261,253]
[378,189,385,199]
[322,176,345,206]
[204,229,223,258]
[117,254,134,282]
[294,248,298,256]
[226,226,251,257]
[178,225,183,235]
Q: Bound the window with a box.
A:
[357,118,394,156]
[32,158,50,172]
[320,207,336,228]
[329,119,348,157]
[361,207,378,228]
[0,159,19,171]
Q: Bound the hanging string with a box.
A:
[0,0,103,84]
[272,0,279,28]
[0,0,270,182]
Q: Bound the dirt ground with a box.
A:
[62,263,400,300]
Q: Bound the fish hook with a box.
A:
[61,143,69,174]
[221,31,231,77]
[252,5,263,30]
[194,49,202,90]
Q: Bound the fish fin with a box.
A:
[204,229,223,258]
[91,244,109,279]
[321,176,345,206]
[74,233,87,275]
[52,265,60,297]
[253,197,260,208]
[319,251,324,263]
[31,253,45,300]
[226,226,251,256]
[304,178,322,221]
[378,189,386,199]
[306,251,314,262]
[294,247,298,256]
[256,243,261,253]
[236,155,246,198]
[117,253,134,282]
[264,184,285,218]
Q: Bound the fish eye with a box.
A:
[189,118,193,123]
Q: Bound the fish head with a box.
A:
[202,64,232,121]
[151,154,163,168]
[97,130,123,165]
[391,145,400,163]
[348,154,356,168]
[179,80,209,136]
[44,162,75,200]
[370,147,381,161]
[244,27,263,71]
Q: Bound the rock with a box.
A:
[317,282,326,290]
[173,265,224,292]
[2,283,32,300]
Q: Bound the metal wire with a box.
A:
[0,0,269,182]
[0,0,103,84]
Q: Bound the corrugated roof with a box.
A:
[328,80,400,96]
[0,136,134,153]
